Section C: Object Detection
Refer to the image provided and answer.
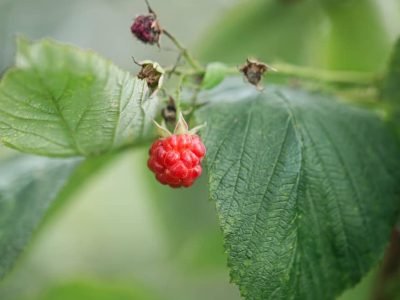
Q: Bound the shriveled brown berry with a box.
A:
[134,60,165,95]
[240,58,271,90]
[138,64,162,90]
[131,13,162,45]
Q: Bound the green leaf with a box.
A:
[381,38,400,137]
[202,62,230,90]
[0,153,113,280]
[381,38,400,103]
[198,0,396,71]
[196,80,400,300]
[32,279,159,300]
[197,0,327,66]
[0,38,159,157]
[319,0,392,72]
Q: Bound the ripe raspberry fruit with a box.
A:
[147,114,206,188]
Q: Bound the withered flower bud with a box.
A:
[240,58,273,90]
[131,13,162,45]
[137,60,165,95]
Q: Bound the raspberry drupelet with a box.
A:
[147,114,206,188]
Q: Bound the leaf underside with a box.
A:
[0,38,159,157]
[196,80,400,300]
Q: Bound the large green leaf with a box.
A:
[0,38,159,157]
[196,80,400,300]
[0,153,113,280]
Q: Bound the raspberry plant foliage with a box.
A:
[0,2,400,300]
[0,38,159,156]
[196,79,400,299]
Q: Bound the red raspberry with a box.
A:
[148,134,206,188]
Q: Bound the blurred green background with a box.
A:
[0,0,399,299]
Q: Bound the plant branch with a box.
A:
[166,63,378,88]
[271,63,379,86]
[174,74,186,117]
[162,29,203,71]
[372,227,400,300]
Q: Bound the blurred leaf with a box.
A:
[177,230,227,273]
[319,0,392,71]
[137,144,228,272]
[34,279,159,300]
[196,79,400,300]
[198,0,327,66]
[143,154,226,262]
[0,155,81,279]
[337,267,376,300]
[381,38,400,103]
[0,38,159,157]
[199,0,396,71]
[202,62,230,90]
[380,38,400,138]
[0,153,115,281]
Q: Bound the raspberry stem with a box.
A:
[270,63,379,86]
[162,29,204,72]
[167,63,378,87]
[173,74,186,117]
[144,0,155,14]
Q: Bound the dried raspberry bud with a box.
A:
[240,58,276,90]
[147,114,206,188]
[131,13,162,45]
[136,60,165,95]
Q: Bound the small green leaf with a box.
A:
[202,62,230,90]
[0,38,160,157]
[196,80,400,300]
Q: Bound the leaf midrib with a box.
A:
[24,52,85,155]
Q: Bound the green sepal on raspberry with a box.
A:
[147,114,206,188]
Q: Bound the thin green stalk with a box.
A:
[266,63,379,86]
[174,74,186,116]
[166,63,378,87]
[221,64,377,86]
[163,29,203,72]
